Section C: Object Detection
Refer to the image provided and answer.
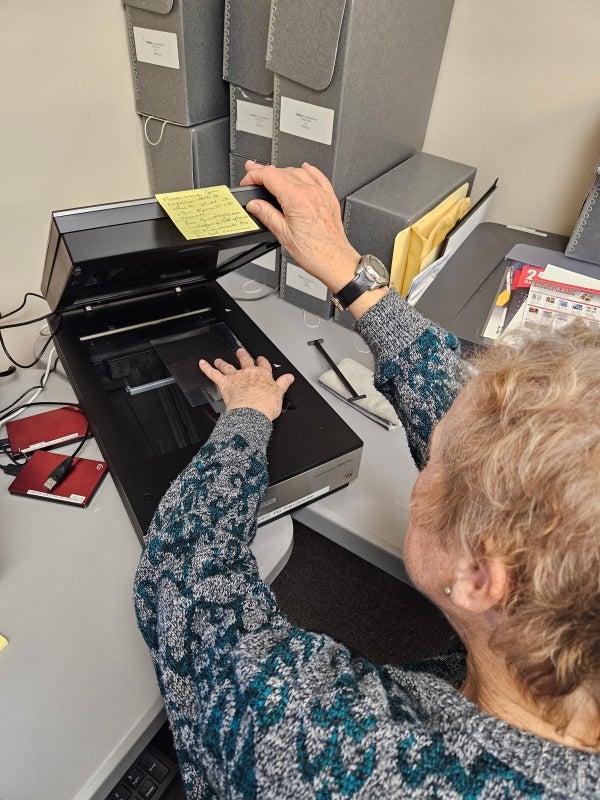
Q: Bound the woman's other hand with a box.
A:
[241,161,361,294]
[199,348,294,422]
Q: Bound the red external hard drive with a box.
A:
[5,407,88,455]
[8,450,108,507]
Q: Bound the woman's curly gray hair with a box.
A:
[418,321,600,736]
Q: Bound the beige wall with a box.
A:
[423,0,600,235]
[1,0,600,368]
[1,1,150,365]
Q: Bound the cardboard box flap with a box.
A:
[125,0,174,14]
[223,0,273,95]
[266,0,346,91]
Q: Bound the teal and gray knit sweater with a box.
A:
[134,291,598,798]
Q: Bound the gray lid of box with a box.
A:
[348,152,475,222]
[266,0,346,91]
[224,0,273,95]
[125,0,173,13]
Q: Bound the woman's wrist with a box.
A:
[346,285,391,319]
[327,248,391,319]
[324,248,362,294]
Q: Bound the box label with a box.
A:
[286,261,328,300]
[133,26,180,70]
[279,97,334,145]
[236,100,273,139]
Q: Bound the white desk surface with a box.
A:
[0,276,417,799]
[0,365,292,800]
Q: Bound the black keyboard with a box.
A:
[105,742,178,800]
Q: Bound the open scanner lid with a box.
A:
[41,186,279,313]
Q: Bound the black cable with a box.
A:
[43,421,91,492]
[0,356,61,419]
[0,313,62,369]
[0,397,80,427]
[1,441,27,466]
[0,462,23,477]
[0,311,57,330]
[0,292,45,320]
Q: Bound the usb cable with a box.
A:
[43,422,91,492]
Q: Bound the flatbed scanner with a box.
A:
[41,186,362,541]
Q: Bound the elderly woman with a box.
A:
[134,163,600,798]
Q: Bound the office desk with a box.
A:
[0,366,293,800]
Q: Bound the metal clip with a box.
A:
[308,338,366,402]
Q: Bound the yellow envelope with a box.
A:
[390,183,471,297]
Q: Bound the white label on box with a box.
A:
[286,261,328,300]
[133,27,180,70]
[279,97,334,146]
[252,250,277,272]
[236,100,273,139]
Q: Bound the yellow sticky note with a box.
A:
[156,186,260,240]
[0,634,8,652]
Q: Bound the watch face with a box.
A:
[362,254,389,284]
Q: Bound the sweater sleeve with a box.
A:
[355,290,464,469]
[134,406,287,793]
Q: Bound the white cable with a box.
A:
[144,116,169,146]
[352,334,370,354]
[241,278,267,294]
[0,347,57,428]
[302,310,321,329]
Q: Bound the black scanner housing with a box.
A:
[41,187,363,540]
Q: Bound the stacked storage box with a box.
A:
[124,0,230,192]
[223,0,274,171]
[335,152,477,329]
[222,0,279,289]
[124,1,461,316]
[272,0,456,319]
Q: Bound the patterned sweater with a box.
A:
[134,291,599,798]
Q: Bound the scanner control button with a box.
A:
[137,751,169,782]
[138,778,158,799]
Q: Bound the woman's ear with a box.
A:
[449,554,509,614]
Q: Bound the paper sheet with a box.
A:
[406,189,496,306]
[156,186,259,240]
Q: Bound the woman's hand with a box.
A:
[199,348,294,422]
[241,161,361,294]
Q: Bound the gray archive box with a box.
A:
[229,85,273,163]
[335,152,476,329]
[229,153,269,188]
[566,164,600,266]
[280,251,334,320]
[223,0,274,162]
[125,0,228,126]
[142,115,230,192]
[267,0,455,199]
[236,247,282,290]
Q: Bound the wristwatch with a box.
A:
[331,254,389,312]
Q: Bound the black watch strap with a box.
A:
[331,273,373,311]
[331,255,389,312]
